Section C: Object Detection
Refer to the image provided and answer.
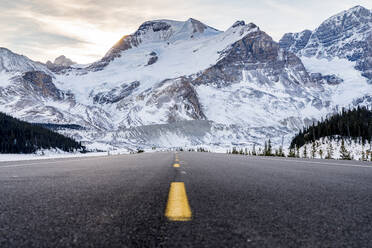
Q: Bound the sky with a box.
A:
[0,0,371,64]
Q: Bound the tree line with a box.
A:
[290,106,372,149]
[0,112,84,154]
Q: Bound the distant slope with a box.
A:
[0,112,83,153]
[290,106,372,149]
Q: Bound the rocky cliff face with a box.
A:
[194,25,311,88]
[280,5,372,83]
[22,71,63,100]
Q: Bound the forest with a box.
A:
[0,112,84,153]
[290,106,372,149]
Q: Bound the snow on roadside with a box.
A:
[297,137,372,161]
[0,149,106,162]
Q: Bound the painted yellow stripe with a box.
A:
[165,182,192,221]
[173,163,180,168]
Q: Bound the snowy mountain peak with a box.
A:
[96,18,221,69]
[321,5,371,27]
[338,5,370,16]
[132,18,220,43]
[0,47,48,73]
[231,20,247,28]
[279,5,372,82]
[133,19,183,41]
[46,55,76,72]
[52,55,76,67]
[226,21,259,35]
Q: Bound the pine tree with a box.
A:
[296,145,300,158]
[361,144,366,161]
[311,142,317,159]
[303,145,308,158]
[340,139,351,160]
[252,144,256,156]
[319,148,323,159]
[267,139,272,156]
[325,142,334,159]
[288,148,296,157]
[278,146,284,157]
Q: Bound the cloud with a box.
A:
[0,0,371,64]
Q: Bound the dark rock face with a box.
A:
[193,30,311,87]
[93,81,140,104]
[232,20,246,28]
[135,21,171,35]
[310,73,343,85]
[147,52,158,65]
[22,71,63,100]
[147,78,206,121]
[279,30,312,53]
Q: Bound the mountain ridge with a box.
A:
[0,8,371,150]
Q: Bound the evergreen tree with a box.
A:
[325,142,334,159]
[319,148,323,159]
[303,145,308,158]
[0,112,83,154]
[295,145,300,158]
[281,146,285,157]
[290,107,372,149]
[361,145,366,161]
[252,144,256,156]
[267,139,273,156]
[288,148,296,157]
[232,147,238,154]
[340,139,351,160]
[264,141,268,156]
[311,142,317,159]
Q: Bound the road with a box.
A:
[0,152,372,247]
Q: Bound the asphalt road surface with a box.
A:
[1,152,372,247]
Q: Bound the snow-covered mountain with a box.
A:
[46,55,76,72]
[0,8,371,150]
[280,5,372,84]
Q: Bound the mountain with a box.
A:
[0,9,371,150]
[0,112,83,153]
[280,5,372,84]
[46,55,76,72]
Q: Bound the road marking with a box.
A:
[165,182,192,221]
[252,157,372,169]
[173,163,180,168]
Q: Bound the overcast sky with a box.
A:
[1,0,371,64]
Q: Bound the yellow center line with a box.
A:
[165,182,192,221]
[173,163,180,168]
